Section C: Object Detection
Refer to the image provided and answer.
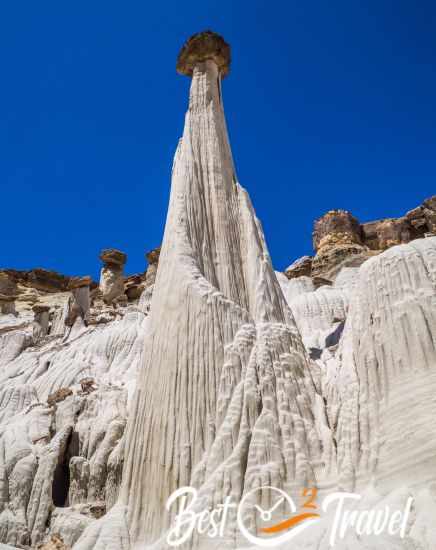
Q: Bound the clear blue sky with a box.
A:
[1,1,435,279]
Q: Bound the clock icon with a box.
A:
[237,486,319,547]
[237,486,296,547]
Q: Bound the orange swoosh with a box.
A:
[261,512,320,534]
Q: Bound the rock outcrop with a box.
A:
[1,268,94,293]
[284,255,313,279]
[99,249,127,305]
[362,216,414,250]
[0,272,18,295]
[144,246,160,287]
[311,209,374,281]
[0,273,18,315]
[123,274,144,301]
[362,195,436,249]
[313,209,363,251]
[33,303,50,337]
[122,246,161,303]
[0,293,17,315]
[65,276,91,328]
[0,268,97,323]
[292,196,436,283]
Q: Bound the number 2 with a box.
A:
[301,487,318,509]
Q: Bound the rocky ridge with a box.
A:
[286,197,436,283]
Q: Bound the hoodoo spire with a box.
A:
[120,31,327,548]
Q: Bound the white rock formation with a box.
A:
[287,287,348,350]
[330,238,436,493]
[276,271,315,302]
[0,30,436,550]
[116,32,333,549]
[0,281,148,547]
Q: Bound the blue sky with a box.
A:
[1,1,435,279]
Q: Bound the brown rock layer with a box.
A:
[313,209,362,251]
[177,30,231,77]
[307,196,436,282]
[124,274,145,301]
[285,255,313,279]
[1,268,81,293]
[67,276,92,290]
[99,249,127,267]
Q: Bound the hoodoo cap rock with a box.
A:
[176,30,231,77]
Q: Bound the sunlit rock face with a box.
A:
[311,210,373,282]
[1,30,436,550]
[0,265,148,548]
[119,32,331,547]
[305,197,436,283]
[284,255,313,279]
[332,238,436,492]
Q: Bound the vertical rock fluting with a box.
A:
[0,294,17,315]
[120,32,330,546]
[331,237,436,491]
